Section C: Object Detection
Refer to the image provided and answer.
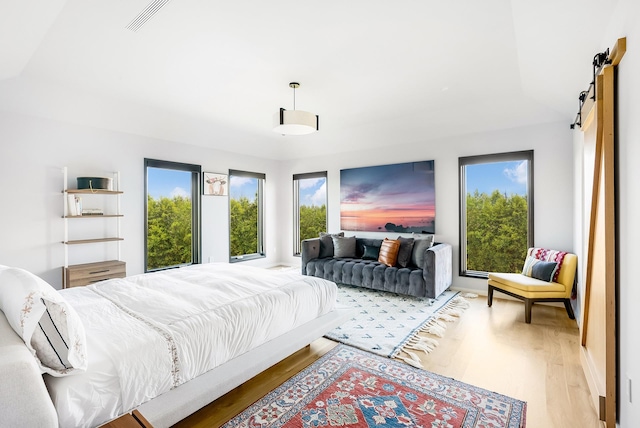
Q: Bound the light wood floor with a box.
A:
[173,296,599,428]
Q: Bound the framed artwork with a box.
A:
[203,172,228,196]
[340,160,435,233]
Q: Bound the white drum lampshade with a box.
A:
[273,82,319,136]
[273,108,319,135]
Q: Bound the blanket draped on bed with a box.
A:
[44,263,337,428]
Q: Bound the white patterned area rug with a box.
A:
[325,285,473,368]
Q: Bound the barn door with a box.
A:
[578,38,625,427]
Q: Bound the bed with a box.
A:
[0,263,350,428]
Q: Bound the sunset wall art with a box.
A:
[340,160,435,233]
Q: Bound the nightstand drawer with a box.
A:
[64,260,126,288]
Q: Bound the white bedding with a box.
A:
[44,263,337,428]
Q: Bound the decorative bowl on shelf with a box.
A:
[77,177,112,191]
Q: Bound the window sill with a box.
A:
[460,271,489,279]
[230,254,265,263]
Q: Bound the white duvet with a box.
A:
[44,263,337,428]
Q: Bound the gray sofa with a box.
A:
[301,236,452,299]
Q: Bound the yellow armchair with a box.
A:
[487,248,577,323]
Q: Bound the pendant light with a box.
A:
[273,82,319,135]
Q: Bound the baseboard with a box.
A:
[580,346,604,421]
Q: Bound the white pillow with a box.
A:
[0,266,87,376]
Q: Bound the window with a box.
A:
[293,172,327,255]
[459,151,533,277]
[229,169,265,261]
[144,159,201,272]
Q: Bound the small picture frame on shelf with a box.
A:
[203,172,228,196]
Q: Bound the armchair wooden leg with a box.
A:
[525,299,533,324]
[564,299,576,320]
[487,285,494,307]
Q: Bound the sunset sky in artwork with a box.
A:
[340,161,435,233]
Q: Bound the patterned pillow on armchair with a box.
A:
[525,248,568,283]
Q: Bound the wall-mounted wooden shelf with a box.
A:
[63,214,124,219]
[64,189,123,195]
[64,237,124,245]
[62,167,125,288]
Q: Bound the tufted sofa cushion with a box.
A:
[302,237,453,299]
[306,257,429,296]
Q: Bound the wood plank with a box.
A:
[578,39,624,427]
[173,341,338,428]
[585,153,608,418]
[63,237,124,245]
[63,260,126,288]
[581,73,604,347]
[580,83,596,130]
[100,414,145,428]
[609,37,627,66]
[132,410,154,428]
[601,64,617,428]
[171,297,599,428]
[63,215,124,218]
[64,189,123,194]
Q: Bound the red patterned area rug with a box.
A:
[222,345,526,428]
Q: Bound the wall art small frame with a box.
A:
[203,172,228,196]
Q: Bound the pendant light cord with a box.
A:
[292,86,296,110]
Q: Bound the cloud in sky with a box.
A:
[230,176,253,187]
[170,186,189,198]
[309,181,326,206]
[504,161,528,184]
[299,177,327,207]
[300,177,323,190]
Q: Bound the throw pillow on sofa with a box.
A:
[362,245,381,260]
[396,236,415,268]
[332,235,357,258]
[411,234,434,267]
[378,238,401,267]
[319,232,344,258]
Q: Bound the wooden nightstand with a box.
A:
[63,260,126,288]
[100,410,153,428]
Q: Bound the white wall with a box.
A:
[0,111,281,288]
[0,107,575,296]
[280,121,574,294]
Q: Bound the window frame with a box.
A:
[458,150,534,278]
[228,169,266,262]
[144,158,202,272]
[293,171,328,256]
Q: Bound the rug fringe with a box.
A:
[436,312,457,322]
[405,337,439,354]
[395,293,472,366]
[397,354,423,368]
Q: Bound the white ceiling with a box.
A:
[0,0,617,160]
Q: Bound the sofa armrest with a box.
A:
[422,243,453,299]
[301,238,321,275]
[0,310,59,427]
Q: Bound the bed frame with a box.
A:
[0,307,352,427]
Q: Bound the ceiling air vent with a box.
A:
[125,0,172,32]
